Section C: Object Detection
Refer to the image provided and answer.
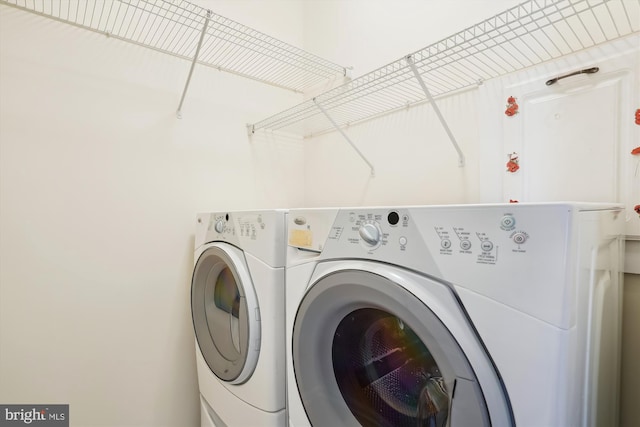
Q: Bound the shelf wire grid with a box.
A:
[252,0,640,137]
[0,0,347,93]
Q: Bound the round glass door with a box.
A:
[191,244,260,384]
[292,268,512,427]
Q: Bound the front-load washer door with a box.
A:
[191,243,260,385]
[292,264,514,427]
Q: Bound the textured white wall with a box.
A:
[0,2,303,426]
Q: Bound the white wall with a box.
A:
[302,0,525,76]
[301,93,483,207]
[0,2,304,426]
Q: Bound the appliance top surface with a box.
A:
[289,201,624,213]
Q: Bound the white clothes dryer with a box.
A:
[285,203,625,427]
[192,210,287,427]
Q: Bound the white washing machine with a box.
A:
[192,210,287,427]
[285,203,625,427]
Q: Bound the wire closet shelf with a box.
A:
[0,0,347,93]
[250,0,640,137]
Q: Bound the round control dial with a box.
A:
[214,220,225,234]
[359,222,382,247]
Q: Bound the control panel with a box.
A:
[196,210,287,267]
[337,210,414,253]
[315,205,555,271]
[206,212,268,241]
[429,211,532,265]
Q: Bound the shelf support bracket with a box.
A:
[313,98,375,177]
[176,10,212,119]
[405,55,465,167]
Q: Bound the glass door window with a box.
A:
[333,308,449,427]
[292,268,513,427]
[192,245,259,384]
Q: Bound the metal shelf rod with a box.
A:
[405,55,465,168]
[176,9,210,118]
[313,98,375,177]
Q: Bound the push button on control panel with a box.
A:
[481,241,494,251]
[500,215,516,230]
[512,232,528,244]
[441,239,452,249]
[460,240,472,250]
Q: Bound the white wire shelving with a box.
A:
[250,0,640,141]
[0,0,347,95]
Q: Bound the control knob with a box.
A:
[359,222,382,247]
[214,220,225,234]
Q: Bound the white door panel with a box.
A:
[501,39,639,236]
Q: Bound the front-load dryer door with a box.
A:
[191,243,260,385]
[292,262,514,427]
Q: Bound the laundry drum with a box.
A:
[333,308,449,427]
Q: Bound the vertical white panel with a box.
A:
[521,76,623,202]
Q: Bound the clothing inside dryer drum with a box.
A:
[210,266,241,354]
[333,308,449,427]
